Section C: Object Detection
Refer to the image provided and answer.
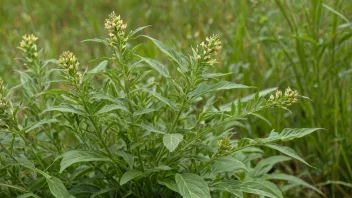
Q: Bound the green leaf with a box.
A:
[253,155,291,177]
[211,156,248,174]
[188,81,254,99]
[158,179,180,193]
[15,157,35,170]
[142,88,176,111]
[120,170,143,185]
[60,150,111,173]
[88,60,108,74]
[210,182,243,198]
[34,89,71,97]
[81,38,106,43]
[0,183,29,193]
[202,72,233,79]
[265,144,311,167]
[24,119,58,133]
[137,123,165,134]
[130,25,151,37]
[220,87,277,111]
[133,108,157,116]
[175,173,211,198]
[90,188,115,198]
[163,133,183,152]
[267,173,324,196]
[46,176,72,198]
[278,128,322,141]
[143,36,183,65]
[116,150,134,168]
[240,181,283,198]
[42,106,87,116]
[95,104,130,115]
[17,193,40,198]
[141,57,170,78]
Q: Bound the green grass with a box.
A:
[0,0,351,197]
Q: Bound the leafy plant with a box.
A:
[0,12,324,198]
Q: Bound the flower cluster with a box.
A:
[0,79,6,112]
[215,137,233,157]
[57,51,82,85]
[196,35,222,66]
[268,87,298,107]
[104,12,128,49]
[18,34,39,66]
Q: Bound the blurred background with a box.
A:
[0,0,351,197]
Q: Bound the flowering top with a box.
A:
[104,12,128,49]
[196,35,222,66]
[19,34,39,64]
[57,51,82,85]
[215,137,233,157]
[268,87,298,107]
[58,51,79,71]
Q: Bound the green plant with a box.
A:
[0,12,324,198]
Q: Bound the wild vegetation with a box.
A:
[0,0,351,197]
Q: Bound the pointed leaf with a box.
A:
[267,173,324,196]
[24,119,58,133]
[42,106,86,116]
[278,128,322,141]
[46,176,72,198]
[253,155,291,177]
[142,88,176,111]
[95,104,130,115]
[175,173,211,198]
[88,60,108,74]
[210,182,243,198]
[142,57,170,78]
[188,81,254,99]
[120,170,143,185]
[81,38,105,43]
[143,36,183,65]
[158,179,180,193]
[265,144,311,167]
[163,133,183,152]
[60,150,111,173]
[137,123,165,134]
[211,156,248,174]
[240,181,282,198]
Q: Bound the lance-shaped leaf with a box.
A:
[265,144,311,167]
[175,173,211,198]
[141,57,170,78]
[188,81,254,99]
[266,173,324,196]
[60,150,111,173]
[120,170,144,185]
[46,176,73,198]
[211,156,248,174]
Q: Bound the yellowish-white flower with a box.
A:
[57,51,82,85]
[105,12,128,49]
[196,35,222,66]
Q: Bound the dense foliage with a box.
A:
[0,12,324,198]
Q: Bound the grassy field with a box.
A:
[1,0,351,197]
